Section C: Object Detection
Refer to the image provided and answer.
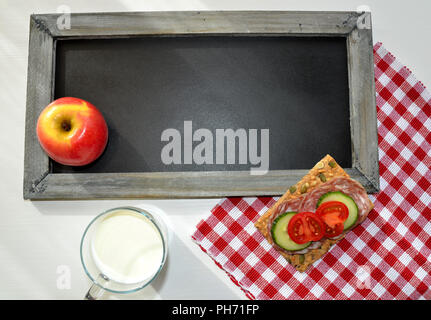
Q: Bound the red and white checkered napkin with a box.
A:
[192,42,431,300]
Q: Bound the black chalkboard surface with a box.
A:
[53,36,351,174]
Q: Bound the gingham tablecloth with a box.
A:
[191,43,431,300]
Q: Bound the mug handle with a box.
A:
[84,274,110,300]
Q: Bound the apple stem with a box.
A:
[61,120,71,132]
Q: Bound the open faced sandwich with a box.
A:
[255,154,374,272]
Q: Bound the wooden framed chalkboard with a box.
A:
[24,11,379,200]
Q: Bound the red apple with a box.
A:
[36,97,108,166]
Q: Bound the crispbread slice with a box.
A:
[255,154,353,272]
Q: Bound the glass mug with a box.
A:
[80,206,168,299]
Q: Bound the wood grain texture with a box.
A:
[23,16,55,199]
[25,168,373,200]
[31,11,360,38]
[23,11,380,200]
[347,12,380,192]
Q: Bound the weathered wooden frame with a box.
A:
[24,11,379,200]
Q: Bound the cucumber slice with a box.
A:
[271,212,311,251]
[316,191,359,230]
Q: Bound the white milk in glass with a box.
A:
[91,209,164,284]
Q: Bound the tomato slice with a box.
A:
[316,201,349,238]
[322,222,344,238]
[303,212,326,241]
[287,212,325,244]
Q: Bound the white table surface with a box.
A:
[1,0,430,300]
